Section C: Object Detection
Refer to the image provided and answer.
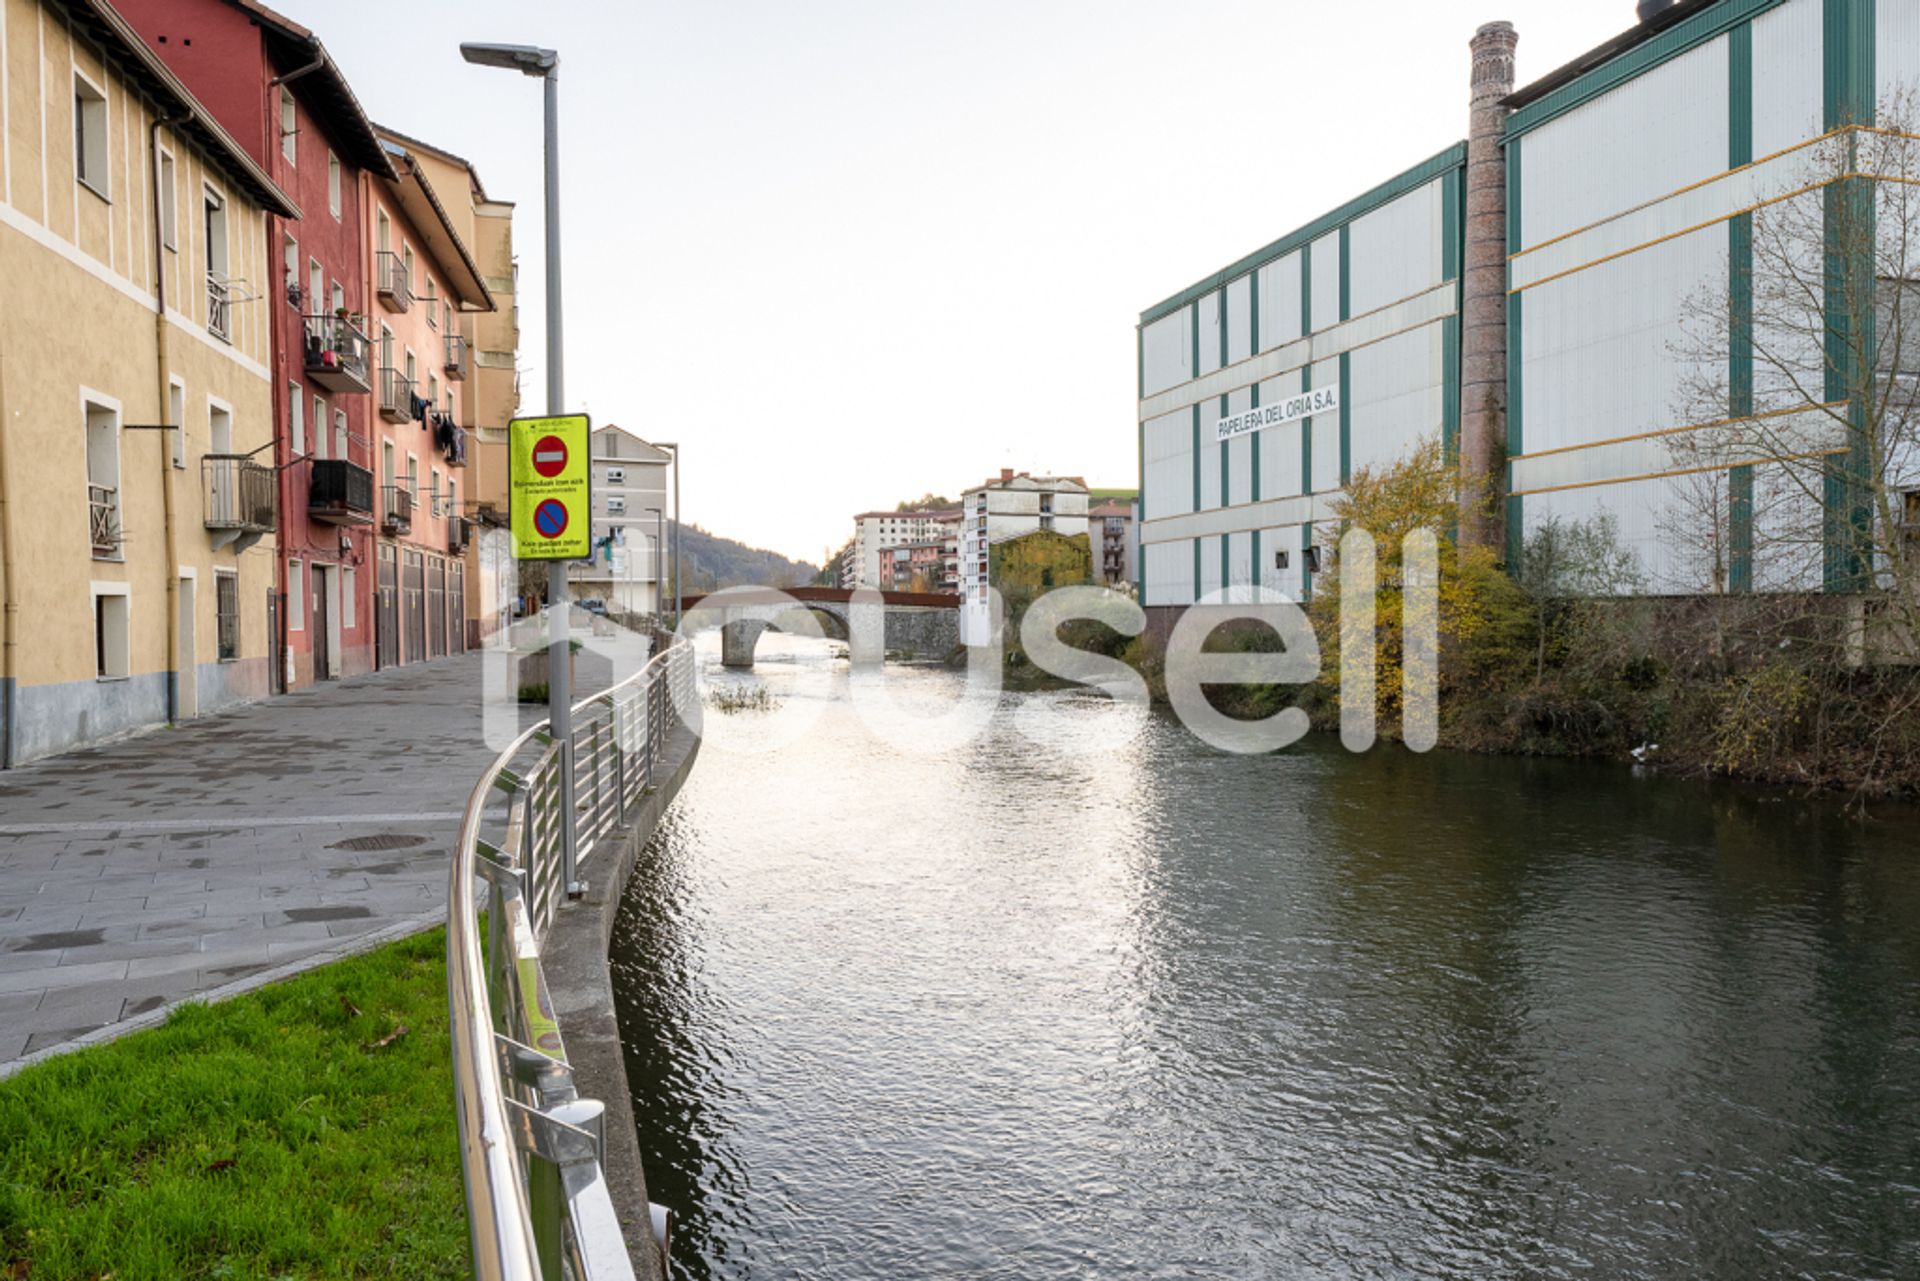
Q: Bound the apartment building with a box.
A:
[847,507,960,588]
[567,424,672,616]
[0,0,296,763]
[365,133,492,667]
[375,125,520,647]
[119,0,395,689]
[958,471,1092,644]
[1088,499,1136,590]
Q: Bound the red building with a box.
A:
[117,0,395,688]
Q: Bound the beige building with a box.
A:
[566,424,671,616]
[375,125,519,647]
[0,0,297,764]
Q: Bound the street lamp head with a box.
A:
[459,42,557,76]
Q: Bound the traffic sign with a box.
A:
[510,414,591,560]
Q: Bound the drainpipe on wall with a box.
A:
[152,112,185,724]
[0,349,17,768]
[1459,21,1517,553]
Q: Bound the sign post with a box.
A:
[510,413,592,896]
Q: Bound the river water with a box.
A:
[609,633,1920,1281]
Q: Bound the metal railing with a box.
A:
[446,333,472,380]
[380,367,415,423]
[449,634,696,1279]
[88,483,120,558]
[202,455,275,531]
[308,459,375,525]
[304,315,373,391]
[207,272,232,341]
[376,250,413,312]
[382,484,414,536]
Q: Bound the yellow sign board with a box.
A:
[510,414,593,561]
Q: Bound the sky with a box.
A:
[292,0,1643,566]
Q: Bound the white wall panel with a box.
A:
[1310,358,1341,492]
[1258,252,1303,351]
[1311,233,1341,333]
[1258,525,1306,600]
[1347,323,1443,479]
[1143,408,1192,521]
[1258,372,1305,500]
[1752,461,1826,592]
[1520,35,1730,250]
[1520,224,1723,457]
[1348,181,1444,316]
[1880,0,1920,100]
[1226,274,1253,365]
[1199,398,1223,510]
[1523,477,1679,592]
[1143,539,1193,607]
[1753,0,1823,159]
[1141,309,1191,396]
[1198,291,1223,376]
[1226,387,1253,510]
[1199,536,1224,599]
[1227,530,1253,600]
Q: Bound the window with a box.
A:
[288,561,305,631]
[331,280,344,314]
[74,74,109,197]
[430,468,442,517]
[93,588,129,679]
[425,281,438,327]
[215,572,239,660]
[279,88,296,164]
[402,244,414,290]
[448,479,458,522]
[427,373,438,408]
[309,259,323,314]
[606,466,626,484]
[85,398,121,561]
[381,441,395,492]
[1274,549,1290,571]
[204,190,230,339]
[327,151,341,217]
[283,234,298,298]
[407,454,418,500]
[1303,546,1322,575]
[289,383,305,455]
[342,565,356,628]
[158,150,177,249]
[312,395,326,458]
[169,380,185,469]
[334,409,348,460]
[607,495,626,515]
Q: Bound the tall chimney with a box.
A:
[1459,20,1517,553]
[1000,468,1014,483]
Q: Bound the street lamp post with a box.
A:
[642,507,666,622]
[652,442,681,628]
[460,41,584,898]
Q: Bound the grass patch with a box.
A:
[0,928,467,1280]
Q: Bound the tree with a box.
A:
[1515,512,1643,680]
[1671,98,1920,657]
[895,494,955,512]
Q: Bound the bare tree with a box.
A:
[1673,97,1920,658]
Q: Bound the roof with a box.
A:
[215,0,397,180]
[964,473,1089,494]
[590,424,672,463]
[380,140,492,310]
[1087,501,1133,519]
[64,0,298,217]
[375,121,500,205]
[854,509,961,521]
[1504,0,1719,120]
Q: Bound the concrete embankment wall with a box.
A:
[542,718,701,1281]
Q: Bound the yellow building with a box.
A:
[0,0,296,764]
[374,124,519,647]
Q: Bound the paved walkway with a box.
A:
[0,651,528,1072]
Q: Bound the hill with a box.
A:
[672,523,820,592]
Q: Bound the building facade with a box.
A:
[1088,499,1136,589]
[118,0,397,690]
[1137,0,1920,614]
[847,507,960,588]
[0,0,296,763]
[365,134,491,668]
[958,471,1091,643]
[567,424,671,616]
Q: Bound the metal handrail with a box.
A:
[449,633,696,1279]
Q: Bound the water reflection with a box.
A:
[610,634,1920,1280]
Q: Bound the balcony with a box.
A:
[381,484,413,536]
[378,367,415,424]
[308,459,374,526]
[376,251,412,313]
[202,455,276,552]
[448,515,470,555]
[444,333,470,381]
[303,315,372,394]
[207,272,232,342]
[89,484,121,559]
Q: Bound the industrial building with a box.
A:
[1136,0,1919,611]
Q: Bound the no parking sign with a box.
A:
[509,414,592,560]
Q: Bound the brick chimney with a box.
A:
[1000,468,1014,483]
[1459,20,1516,552]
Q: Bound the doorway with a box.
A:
[313,566,332,681]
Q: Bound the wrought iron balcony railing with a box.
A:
[379,367,415,424]
[382,484,414,536]
[303,315,373,394]
[308,459,375,526]
[444,333,470,381]
[376,250,412,313]
[207,272,232,342]
[89,483,120,559]
[202,455,275,534]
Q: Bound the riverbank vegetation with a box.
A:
[0,929,466,1279]
[1107,441,1920,798]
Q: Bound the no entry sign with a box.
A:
[509,414,591,560]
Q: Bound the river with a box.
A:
[609,633,1920,1281]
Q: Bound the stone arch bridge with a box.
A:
[677,586,960,667]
